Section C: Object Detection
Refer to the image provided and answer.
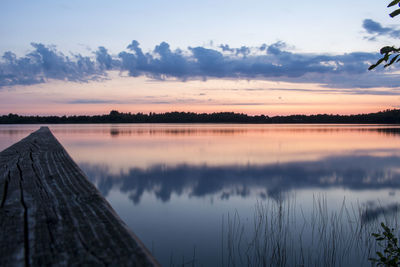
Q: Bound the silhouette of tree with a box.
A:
[369,1,400,69]
[1,109,400,124]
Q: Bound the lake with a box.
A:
[1,124,400,266]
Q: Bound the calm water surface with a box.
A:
[1,124,400,266]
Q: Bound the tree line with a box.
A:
[1,109,400,124]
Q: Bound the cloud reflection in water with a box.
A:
[81,154,400,205]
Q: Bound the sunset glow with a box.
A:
[0,74,399,116]
[1,1,400,116]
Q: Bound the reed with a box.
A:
[222,195,400,267]
[167,195,399,266]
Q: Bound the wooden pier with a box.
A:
[0,127,159,266]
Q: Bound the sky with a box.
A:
[1,0,400,116]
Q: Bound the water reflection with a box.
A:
[376,127,400,136]
[105,125,400,137]
[82,153,400,205]
[2,124,400,266]
[1,124,400,138]
[361,203,400,224]
[2,125,400,171]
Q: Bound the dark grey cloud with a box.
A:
[259,43,267,51]
[219,44,234,52]
[95,46,113,70]
[235,46,250,57]
[0,43,107,87]
[119,40,190,79]
[0,40,398,89]
[267,87,400,95]
[363,18,400,40]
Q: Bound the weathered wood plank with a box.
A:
[0,127,159,266]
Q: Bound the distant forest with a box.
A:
[1,109,400,124]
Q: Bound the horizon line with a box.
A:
[2,108,399,118]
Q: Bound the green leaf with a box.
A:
[384,54,391,61]
[388,0,400,7]
[377,58,385,65]
[390,8,400,17]
[368,64,377,70]
[380,46,394,54]
[369,58,386,70]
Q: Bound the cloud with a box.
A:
[67,99,121,104]
[268,87,400,95]
[0,40,398,89]
[220,102,266,106]
[0,43,107,87]
[363,18,400,40]
[219,44,234,52]
[95,46,113,70]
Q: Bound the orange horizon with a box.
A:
[1,75,399,117]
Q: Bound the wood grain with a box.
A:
[0,127,159,266]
